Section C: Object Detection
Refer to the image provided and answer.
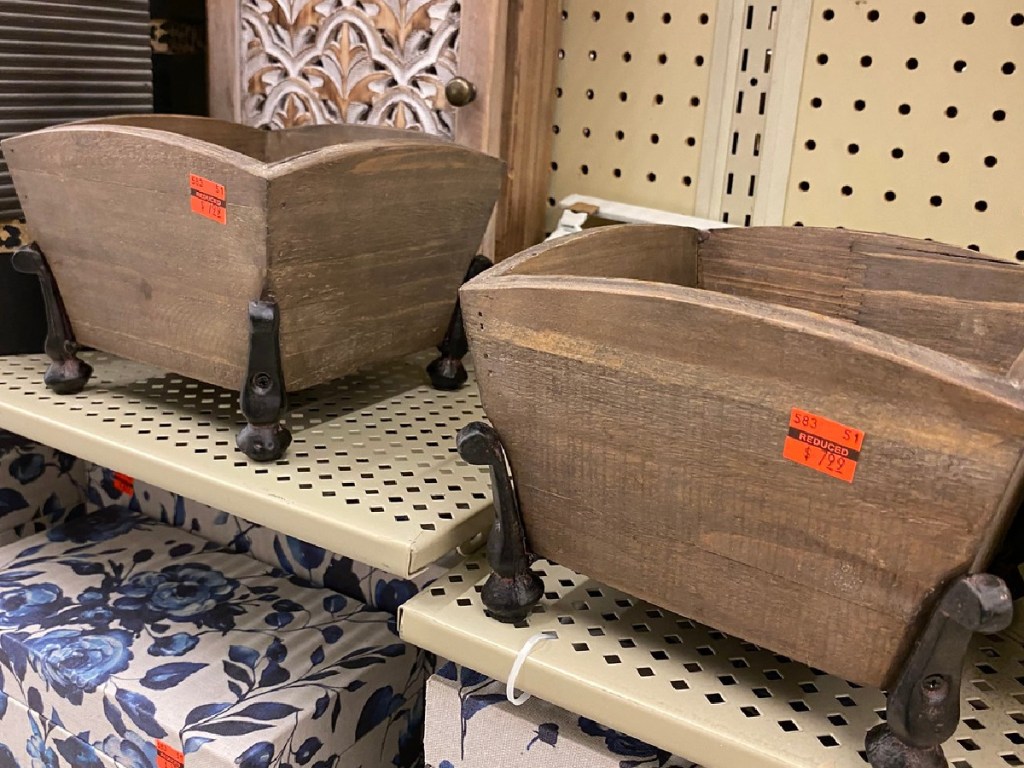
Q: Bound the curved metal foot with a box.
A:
[427,254,492,391]
[427,355,467,391]
[458,421,543,624]
[238,298,290,462]
[44,357,93,395]
[865,724,946,768]
[483,571,545,624]
[12,244,92,394]
[236,423,292,463]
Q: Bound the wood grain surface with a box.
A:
[462,224,1024,687]
[3,116,503,390]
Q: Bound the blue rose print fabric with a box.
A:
[0,431,87,548]
[86,466,449,616]
[425,664,699,768]
[0,505,427,768]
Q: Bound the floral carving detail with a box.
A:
[241,0,459,134]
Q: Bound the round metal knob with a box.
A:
[445,76,477,107]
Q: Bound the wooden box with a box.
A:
[1,115,503,392]
[460,224,1024,690]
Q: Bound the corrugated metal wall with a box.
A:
[0,0,153,217]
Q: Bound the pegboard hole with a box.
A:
[930,195,944,207]
[984,155,998,167]
[954,60,968,73]
[822,8,835,21]
[580,164,589,175]
[646,172,657,182]
[625,11,634,22]
[650,133,659,144]
[884,190,897,201]
[615,130,625,140]
[860,55,873,67]
[618,91,628,102]
[994,109,1007,121]
[798,181,811,192]
[817,53,829,65]
[1013,13,1024,25]
[588,50,597,61]
[946,106,959,118]
[914,11,926,23]
[898,103,911,115]
[892,147,904,158]
[937,151,951,163]
[841,185,854,196]
[805,139,817,150]
[854,99,866,111]
[695,55,705,67]
[1003,62,1017,75]
[654,93,664,105]
[847,143,859,155]
[1016,251,1024,261]
[612,168,622,178]
[582,127,591,138]
[585,88,594,99]
[906,57,918,70]
[662,12,671,23]
[867,9,880,22]
[962,11,975,24]
[975,200,988,212]
[682,176,693,187]
[658,53,668,65]
[811,97,823,108]
[591,10,600,21]
[699,13,710,24]
[622,51,632,63]
[690,96,701,107]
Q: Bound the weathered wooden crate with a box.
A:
[456,224,1024,764]
[2,115,503,459]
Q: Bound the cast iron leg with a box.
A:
[865,573,1012,768]
[236,298,292,462]
[457,421,543,623]
[11,244,92,394]
[427,254,492,391]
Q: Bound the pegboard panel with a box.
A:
[784,1,1024,263]
[402,555,1024,768]
[0,351,493,576]
[546,1,718,230]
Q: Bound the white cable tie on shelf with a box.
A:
[506,631,557,706]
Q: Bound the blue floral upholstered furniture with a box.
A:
[425,664,698,768]
[0,505,428,768]
[0,432,87,548]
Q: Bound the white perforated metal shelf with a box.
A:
[400,555,1024,768]
[0,351,493,576]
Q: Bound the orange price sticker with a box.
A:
[189,173,226,224]
[112,472,135,497]
[156,741,185,768]
[782,408,865,483]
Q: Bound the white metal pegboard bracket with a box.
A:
[400,555,1024,768]
[0,351,493,576]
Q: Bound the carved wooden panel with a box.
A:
[241,0,460,135]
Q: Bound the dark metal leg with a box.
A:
[457,421,542,623]
[865,573,1013,768]
[427,254,492,391]
[11,244,92,394]
[236,298,292,462]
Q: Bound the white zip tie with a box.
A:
[506,631,557,706]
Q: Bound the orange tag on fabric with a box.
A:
[155,741,185,768]
[782,408,865,483]
[112,472,135,496]
[189,173,226,224]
